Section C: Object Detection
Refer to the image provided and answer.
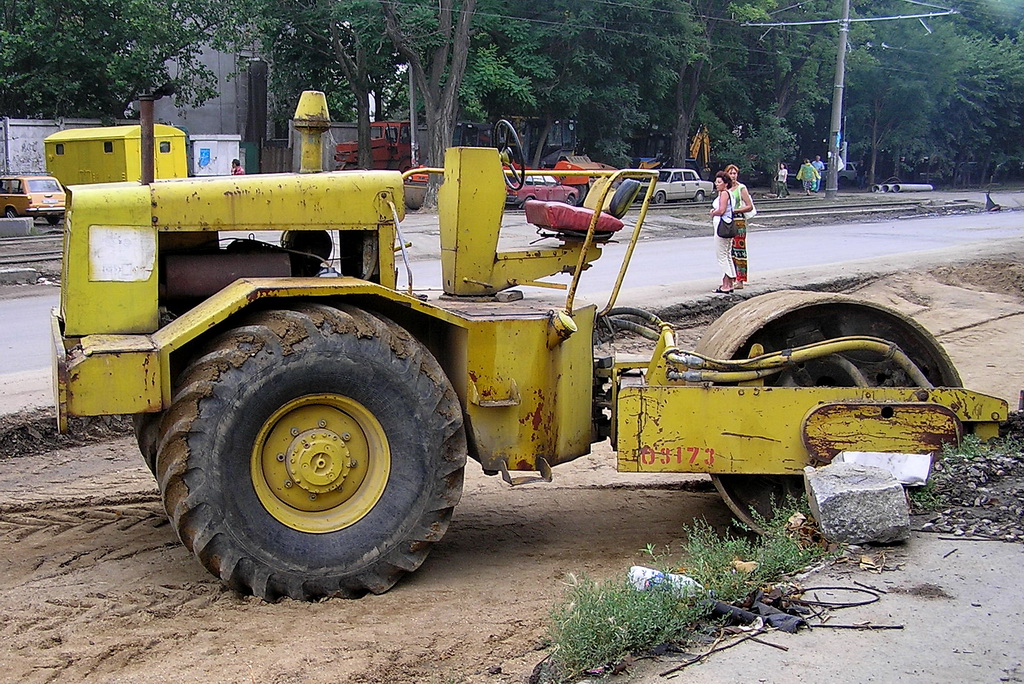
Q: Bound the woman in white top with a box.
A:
[775,162,788,197]
[709,171,736,293]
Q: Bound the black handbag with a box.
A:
[716,218,736,238]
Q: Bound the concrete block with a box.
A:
[804,462,910,544]
[0,217,34,237]
[0,267,39,285]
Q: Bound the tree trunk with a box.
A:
[327,20,374,169]
[868,109,881,187]
[532,115,553,169]
[354,92,372,169]
[382,0,476,209]
[671,62,704,167]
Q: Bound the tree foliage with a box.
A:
[3,0,1022,185]
[222,0,400,168]
[0,0,222,119]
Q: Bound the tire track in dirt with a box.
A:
[0,497,239,683]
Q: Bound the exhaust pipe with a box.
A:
[140,94,155,185]
[138,83,175,185]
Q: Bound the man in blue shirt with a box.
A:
[811,155,825,192]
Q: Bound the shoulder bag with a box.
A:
[716,217,736,238]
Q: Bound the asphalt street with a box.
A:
[2,203,1023,379]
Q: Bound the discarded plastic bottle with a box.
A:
[628,566,703,598]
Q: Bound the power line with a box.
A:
[743,9,959,27]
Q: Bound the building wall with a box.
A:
[1,118,130,175]
[153,47,268,144]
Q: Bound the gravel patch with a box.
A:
[914,414,1024,542]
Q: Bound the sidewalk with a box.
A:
[626,533,1024,683]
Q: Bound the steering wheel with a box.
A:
[493,119,526,190]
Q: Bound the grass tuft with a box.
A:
[546,497,830,680]
[547,573,704,680]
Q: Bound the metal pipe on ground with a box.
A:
[891,184,934,192]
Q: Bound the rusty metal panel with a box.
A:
[60,184,159,336]
[460,306,596,472]
[802,402,962,464]
[616,385,1006,475]
[149,171,404,232]
[65,335,161,416]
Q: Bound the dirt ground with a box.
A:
[2,246,1024,682]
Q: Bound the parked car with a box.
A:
[837,161,859,186]
[0,175,65,224]
[650,168,713,203]
[507,174,579,208]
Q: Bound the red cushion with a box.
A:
[524,200,624,234]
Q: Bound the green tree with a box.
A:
[933,32,1024,185]
[0,0,222,118]
[381,0,477,201]
[226,0,400,169]
[478,0,687,167]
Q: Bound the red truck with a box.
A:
[334,121,413,171]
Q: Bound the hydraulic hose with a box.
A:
[665,336,933,387]
[599,311,931,388]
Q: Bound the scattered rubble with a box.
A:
[914,430,1024,542]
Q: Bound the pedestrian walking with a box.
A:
[725,164,755,289]
[796,159,818,195]
[775,163,789,197]
[811,155,825,192]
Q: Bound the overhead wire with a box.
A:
[378,0,1005,80]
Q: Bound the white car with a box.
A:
[651,168,713,203]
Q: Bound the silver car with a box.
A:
[652,168,713,203]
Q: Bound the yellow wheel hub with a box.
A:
[251,394,390,533]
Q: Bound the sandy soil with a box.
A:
[1,249,1023,683]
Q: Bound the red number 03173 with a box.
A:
[638,445,715,467]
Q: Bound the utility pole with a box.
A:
[825,0,851,199]
[743,3,957,200]
[408,67,419,166]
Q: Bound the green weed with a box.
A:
[546,573,705,681]
[546,498,829,680]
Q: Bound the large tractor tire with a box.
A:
[154,302,467,601]
[133,413,162,476]
[694,290,960,532]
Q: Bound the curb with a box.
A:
[0,267,39,285]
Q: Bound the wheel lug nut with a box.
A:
[318,420,327,428]
[276,453,285,462]
[284,480,293,488]
[349,459,357,468]
[342,432,351,441]
[290,428,299,436]
[309,493,317,501]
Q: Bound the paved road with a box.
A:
[0,289,57,375]
[403,210,1024,293]
[2,209,1022,379]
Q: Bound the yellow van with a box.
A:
[44,124,188,186]
[0,175,66,224]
